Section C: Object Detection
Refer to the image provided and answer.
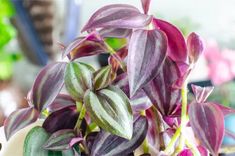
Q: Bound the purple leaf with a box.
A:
[173,62,191,89]
[86,132,99,152]
[141,0,151,14]
[99,28,132,38]
[127,29,167,96]
[31,62,67,112]
[90,116,148,156]
[214,102,235,116]
[63,31,107,60]
[114,73,152,112]
[189,102,225,156]
[69,137,84,147]
[47,94,76,112]
[153,18,187,62]
[187,32,204,63]
[82,4,153,32]
[43,129,77,151]
[144,57,181,115]
[191,84,214,103]
[4,107,39,140]
[42,106,86,134]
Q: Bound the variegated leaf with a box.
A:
[23,126,62,156]
[127,29,167,96]
[43,129,78,151]
[93,65,113,90]
[31,62,67,111]
[84,85,133,139]
[114,73,151,112]
[82,4,152,32]
[189,102,224,156]
[47,94,76,113]
[141,0,151,14]
[90,116,148,156]
[4,107,39,140]
[63,32,107,60]
[99,28,132,38]
[191,84,214,103]
[143,57,181,115]
[64,61,94,101]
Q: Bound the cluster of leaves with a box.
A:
[3,0,235,156]
[0,0,21,81]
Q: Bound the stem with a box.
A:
[180,82,188,129]
[164,127,181,154]
[177,82,188,151]
[140,110,149,154]
[185,139,200,156]
[143,139,149,153]
[164,81,189,155]
[74,102,86,134]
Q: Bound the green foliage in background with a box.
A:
[0,0,21,81]
[105,38,127,50]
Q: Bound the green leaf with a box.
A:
[93,65,113,90]
[64,62,95,101]
[84,85,133,139]
[23,126,62,156]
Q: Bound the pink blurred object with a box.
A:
[204,41,235,85]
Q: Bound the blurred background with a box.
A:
[0,0,235,154]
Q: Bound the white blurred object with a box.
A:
[0,120,43,156]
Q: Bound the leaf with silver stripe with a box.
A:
[64,62,94,101]
[84,85,133,139]
[90,116,148,156]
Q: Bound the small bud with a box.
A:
[187,32,204,63]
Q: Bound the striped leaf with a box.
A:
[141,0,151,14]
[90,116,148,156]
[42,106,86,135]
[93,65,113,90]
[31,62,67,112]
[23,126,62,156]
[189,102,224,156]
[143,57,181,115]
[64,62,94,101]
[4,107,39,140]
[81,4,152,32]
[191,84,214,103]
[99,28,132,38]
[84,85,133,139]
[127,29,167,97]
[43,129,77,151]
[63,32,107,60]
[47,94,76,113]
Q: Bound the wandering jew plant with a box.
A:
[3,0,235,155]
